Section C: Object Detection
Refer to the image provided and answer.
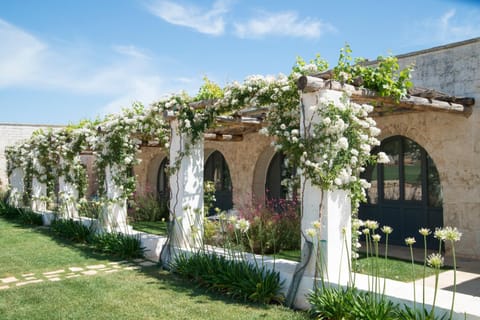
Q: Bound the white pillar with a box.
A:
[101,164,129,232]
[169,119,204,249]
[31,158,47,212]
[300,89,352,285]
[58,159,79,219]
[8,167,24,207]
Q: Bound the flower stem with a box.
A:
[449,243,457,320]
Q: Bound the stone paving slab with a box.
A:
[0,258,159,291]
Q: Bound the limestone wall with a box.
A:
[0,123,63,191]
[134,132,275,210]
[379,38,480,258]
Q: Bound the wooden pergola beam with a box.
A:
[297,75,473,117]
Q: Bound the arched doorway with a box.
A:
[204,151,233,214]
[359,136,443,247]
[157,157,169,213]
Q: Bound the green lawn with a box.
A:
[0,218,308,320]
[131,220,168,236]
[273,249,443,282]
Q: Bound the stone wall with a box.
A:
[0,123,63,191]
[378,38,480,258]
[133,132,275,210]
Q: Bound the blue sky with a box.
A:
[1,0,479,125]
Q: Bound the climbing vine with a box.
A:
[6,46,411,214]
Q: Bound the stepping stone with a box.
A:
[24,277,37,281]
[16,279,43,286]
[139,261,157,267]
[113,265,122,269]
[105,269,119,274]
[81,270,97,276]
[109,261,127,265]
[1,277,18,284]
[69,267,84,272]
[45,274,61,278]
[66,275,81,279]
[21,273,34,277]
[98,268,111,272]
[43,269,65,275]
[123,266,140,271]
[48,277,61,282]
[86,264,106,270]
[133,258,145,263]
[0,285,9,290]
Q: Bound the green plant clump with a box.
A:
[50,218,93,243]
[171,251,284,305]
[91,232,145,259]
[0,200,43,225]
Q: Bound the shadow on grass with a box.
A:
[1,217,297,314]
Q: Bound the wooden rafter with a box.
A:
[297,75,474,117]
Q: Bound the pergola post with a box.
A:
[168,119,204,250]
[101,164,129,232]
[31,159,47,212]
[58,159,79,219]
[8,167,24,207]
[300,89,352,285]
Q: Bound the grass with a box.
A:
[272,249,444,281]
[0,217,308,320]
[130,220,168,236]
[0,219,116,276]
[354,255,443,282]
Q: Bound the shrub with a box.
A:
[77,200,102,219]
[171,251,284,304]
[237,198,300,254]
[130,192,168,222]
[50,218,93,243]
[18,208,43,226]
[308,286,358,320]
[91,232,145,258]
[0,200,43,225]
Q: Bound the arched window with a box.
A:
[204,151,233,214]
[360,136,443,247]
[266,152,289,202]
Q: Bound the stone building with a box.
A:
[3,38,480,259]
[131,38,480,258]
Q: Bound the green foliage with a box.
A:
[333,44,413,102]
[394,304,448,320]
[196,76,224,101]
[309,287,398,320]
[308,286,358,320]
[130,192,169,222]
[77,200,102,219]
[171,252,284,305]
[50,218,93,243]
[0,200,43,225]
[90,232,145,259]
[350,291,397,320]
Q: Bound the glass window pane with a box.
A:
[427,155,442,207]
[404,139,422,201]
[362,164,378,204]
[382,140,400,200]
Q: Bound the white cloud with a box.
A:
[0,18,203,120]
[146,0,229,36]
[113,45,150,60]
[409,9,480,45]
[0,19,47,86]
[234,11,335,39]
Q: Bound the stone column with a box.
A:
[58,159,79,219]
[169,119,204,249]
[8,167,24,207]
[300,88,352,285]
[101,164,129,232]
